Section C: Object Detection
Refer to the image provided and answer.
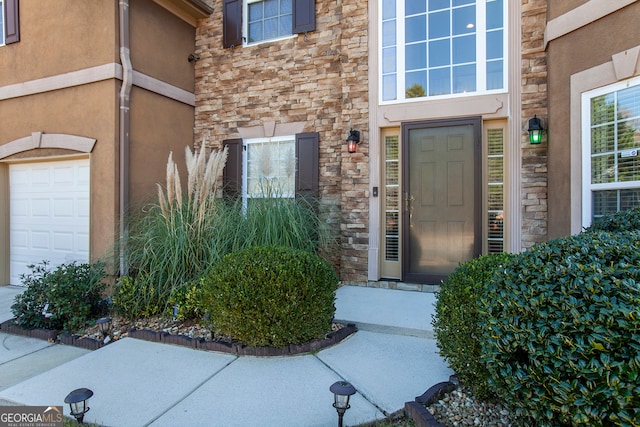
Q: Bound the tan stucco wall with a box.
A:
[0,80,119,279]
[0,0,118,87]
[130,0,197,93]
[548,0,589,19]
[547,3,640,237]
[129,87,195,207]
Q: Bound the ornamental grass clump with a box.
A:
[479,231,640,426]
[201,245,339,348]
[116,145,228,318]
[432,253,513,399]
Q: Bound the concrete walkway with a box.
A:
[0,285,452,426]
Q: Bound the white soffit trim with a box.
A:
[0,63,196,106]
[544,0,638,48]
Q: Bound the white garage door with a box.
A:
[9,159,90,286]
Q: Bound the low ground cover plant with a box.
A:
[479,230,640,426]
[201,245,339,348]
[432,253,513,399]
[11,261,108,332]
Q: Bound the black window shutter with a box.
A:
[223,139,243,198]
[292,0,315,34]
[223,0,242,48]
[295,132,319,198]
[4,0,20,44]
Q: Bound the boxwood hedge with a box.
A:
[479,231,640,426]
[433,253,513,399]
[201,246,339,348]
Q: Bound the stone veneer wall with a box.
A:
[193,0,370,282]
[520,0,549,250]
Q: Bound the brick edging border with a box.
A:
[0,319,106,350]
[0,318,357,356]
[404,377,457,427]
[128,323,357,356]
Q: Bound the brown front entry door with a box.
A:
[402,118,481,283]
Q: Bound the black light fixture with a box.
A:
[528,115,544,144]
[346,129,361,153]
[330,381,356,427]
[96,317,112,337]
[64,388,93,424]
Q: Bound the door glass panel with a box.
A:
[407,124,476,279]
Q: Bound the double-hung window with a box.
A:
[223,0,315,48]
[247,0,293,44]
[223,132,319,205]
[582,77,640,226]
[243,136,296,209]
[380,0,506,102]
[1,0,20,46]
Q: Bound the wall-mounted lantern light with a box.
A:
[64,388,93,424]
[528,115,544,144]
[346,129,361,153]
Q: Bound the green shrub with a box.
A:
[432,253,513,399]
[479,231,640,426]
[118,147,336,318]
[201,246,339,347]
[586,206,640,233]
[11,261,108,332]
[111,275,164,319]
[166,279,206,321]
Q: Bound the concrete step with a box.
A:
[334,285,437,338]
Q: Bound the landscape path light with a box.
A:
[330,380,356,427]
[64,387,93,424]
[96,317,112,337]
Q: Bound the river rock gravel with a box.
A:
[427,386,519,427]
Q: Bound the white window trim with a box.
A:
[243,0,296,46]
[0,0,5,47]
[581,76,640,228]
[242,135,296,212]
[378,0,508,105]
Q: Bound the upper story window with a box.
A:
[582,77,640,226]
[247,0,293,44]
[380,0,506,103]
[223,0,315,48]
[1,0,20,46]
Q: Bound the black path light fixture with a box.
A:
[528,115,544,144]
[330,380,356,427]
[346,129,361,153]
[64,387,93,424]
[96,317,112,337]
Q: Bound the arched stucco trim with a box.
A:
[0,132,96,160]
